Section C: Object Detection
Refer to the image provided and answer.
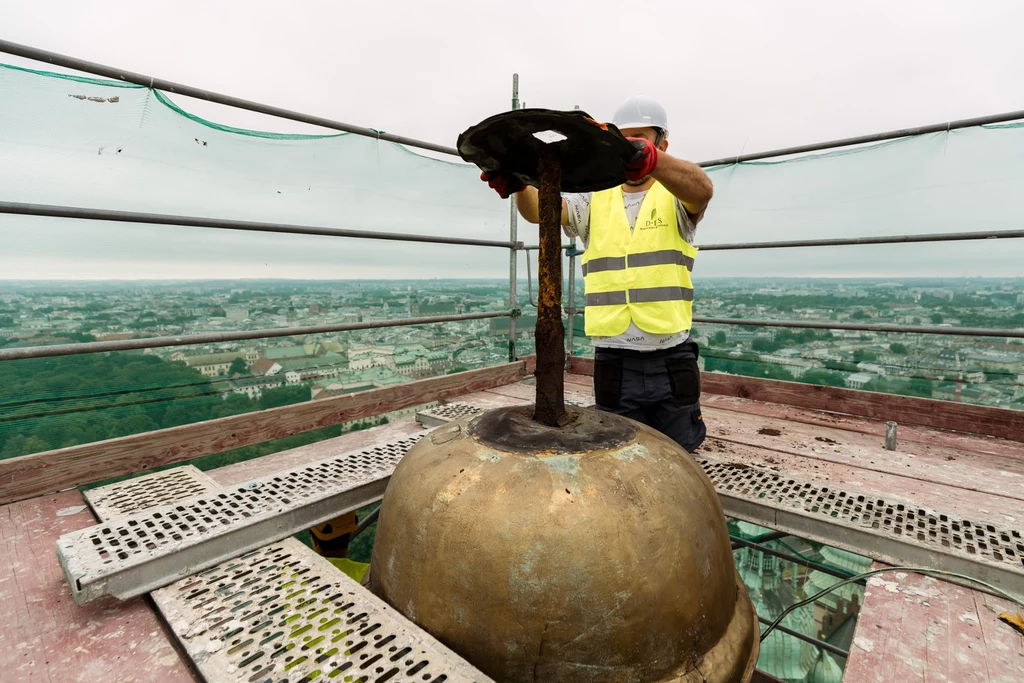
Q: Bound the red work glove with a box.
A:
[480,171,524,199]
[624,137,659,182]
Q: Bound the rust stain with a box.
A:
[533,145,566,428]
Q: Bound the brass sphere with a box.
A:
[371,406,759,682]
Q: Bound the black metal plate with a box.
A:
[457,108,637,193]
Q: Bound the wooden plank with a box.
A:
[702,374,1024,442]
[844,564,1024,682]
[703,394,1024,460]
[703,408,1024,503]
[0,490,192,683]
[569,370,1022,459]
[566,357,1024,442]
[0,362,527,505]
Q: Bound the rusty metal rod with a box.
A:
[533,146,566,427]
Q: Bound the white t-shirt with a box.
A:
[563,189,702,351]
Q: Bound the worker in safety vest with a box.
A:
[482,95,713,452]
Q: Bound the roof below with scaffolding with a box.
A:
[2,370,1022,682]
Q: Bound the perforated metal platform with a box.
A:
[58,436,423,604]
[700,454,1024,596]
[157,540,487,683]
[83,465,218,520]
[416,402,483,428]
[84,463,490,682]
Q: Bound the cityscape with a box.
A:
[0,277,1022,462]
[1,276,1021,680]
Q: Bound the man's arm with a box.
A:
[650,153,713,217]
[514,186,570,226]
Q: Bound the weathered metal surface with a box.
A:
[370,409,759,682]
[533,145,567,427]
[156,540,493,683]
[469,404,634,453]
[85,466,491,682]
[82,465,217,520]
[56,437,423,604]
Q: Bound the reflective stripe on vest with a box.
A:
[585,286,693,307]
[581,182,698,337]
[581,249,694,275]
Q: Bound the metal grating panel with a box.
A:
[416,402,483,428]
[154,539,488,683]
[85,467,491,681]
[416,397,594,428]
[84,465,218,520]
[58,436,423,604]
[701,455,1024,596]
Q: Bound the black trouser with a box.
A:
[592,339,706,452]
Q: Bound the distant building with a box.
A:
[230,374,284,400]
[182,351,245,377]
[412,300,458,316]
[349,346,395,370]
[394,353,430,376]
[844,373,874,390]
[250,358,282,376]
[225,306,248,322]
[264,343,320,362]
[490,314,537,335]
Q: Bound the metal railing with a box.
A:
[0,311,512,361]
[3,39,1021,667]
[3,38,1024,363]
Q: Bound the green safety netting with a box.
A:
[1,62,1023,459]
[0,63,511,281]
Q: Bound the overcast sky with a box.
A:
[2,0,1024,280]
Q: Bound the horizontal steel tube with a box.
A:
[3,39,1021,165]
[697,228,1024,251]
[693,317,1024,338]
[526,228,1024,254]
[730,536,863,583]
[698,109,1024,167]
[0,311,511,361]
[0,39,459,156]
[757,616,849,659]
[0,201,519,249]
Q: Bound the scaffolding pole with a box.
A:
[0,311,512,361]
[698,109,1024,167]
[0,202,518,249]
[0,39,458,156]
[692,317,1024,339]
[508,73,520,362]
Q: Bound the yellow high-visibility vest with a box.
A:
[582,182,697,337]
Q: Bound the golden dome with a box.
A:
[371,406,759,682]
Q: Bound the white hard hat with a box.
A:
[612,94,669,135]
